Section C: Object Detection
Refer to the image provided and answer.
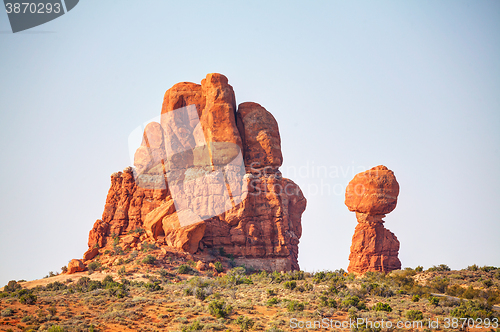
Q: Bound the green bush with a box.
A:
[142,254,156,265]
[182,320,204,332]
[406,310,424,320]
[287,300,305,312]
[412,294,420,302]
[47,326,65,332]
[450,300,495,319]
[87,261,101,271]
[267,297,280,306]
[236,315,255,331]
[415,266,423,272]
[208,300,232,318]
[4,280,21,293]
[267,289,277,297]
[430,276,449,293]
[195,287,206,301]
[427,264,451,272]
[214,261,224,273]
[1,308,13,317]
[283,280,296,290]
[467,264,479,271]
[341,295,366,310]
[19,292,37,305]
[178,264,192,274]
[318,295,337,308]
[372,302,392,312]
[144,281,162,292]
[428,296,440,306]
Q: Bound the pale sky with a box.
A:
[1,1,499,286]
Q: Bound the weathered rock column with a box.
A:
[345,165,401,273]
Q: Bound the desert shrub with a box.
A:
[4,280,21,292]
[21,315,32,322]
[182,320,204,332]
[45,281,67,291]
[450,300,496,319]
[61,265,68,273]
[467,264,479,271]
[372,302,392,312]
[142,254,156,265]
[19,292,37,305]
[47,326,65,332]
[214,261,224,273]
[226,267,252,285]
[158,268,172,278]
[447,284,466,297]
[483,279,493,288]
[195,287,206,301]
[283,270,305,281]
[311,271,341,284]
[427,264,451,272]
[142,242,157,251]
[462,286,480,299]
[406,310,424,320]
[318,295,337,308]
[178,264,193,274]
[47,305,57,316]
[287,300,305,312]
[341,295,366,310]
[415,266,423,272]
[267,297,280,306]
[429,276,449,293]
[412,294,420,302]
[428,296,440,306]
[236,315,255,331]
[362,282,393,297]
[1,308,13,317]
[208,299,232,318]
[87,261,101,271]
[267,289,277,297]
[144,281,162,292]
[480,266,497,272]
[283,281,296,290]
[118,266,126,276]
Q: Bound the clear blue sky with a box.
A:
[1,1,499,286]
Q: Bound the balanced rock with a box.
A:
[82,73,307,271]
[345,165,401,273]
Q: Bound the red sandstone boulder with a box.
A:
[67,259,85,274]
[345,165,399,215]
[83,247,99,261]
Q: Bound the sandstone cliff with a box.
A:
[82,73,306,272]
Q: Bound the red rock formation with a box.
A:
[83,73,307,271]
[345,165,401,274]
[67,259,85,274]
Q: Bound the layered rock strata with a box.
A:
[345,165,401,273]
[83,73,306,271]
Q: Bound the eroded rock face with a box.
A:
[346,165,401,274]
[83,73,307,271]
